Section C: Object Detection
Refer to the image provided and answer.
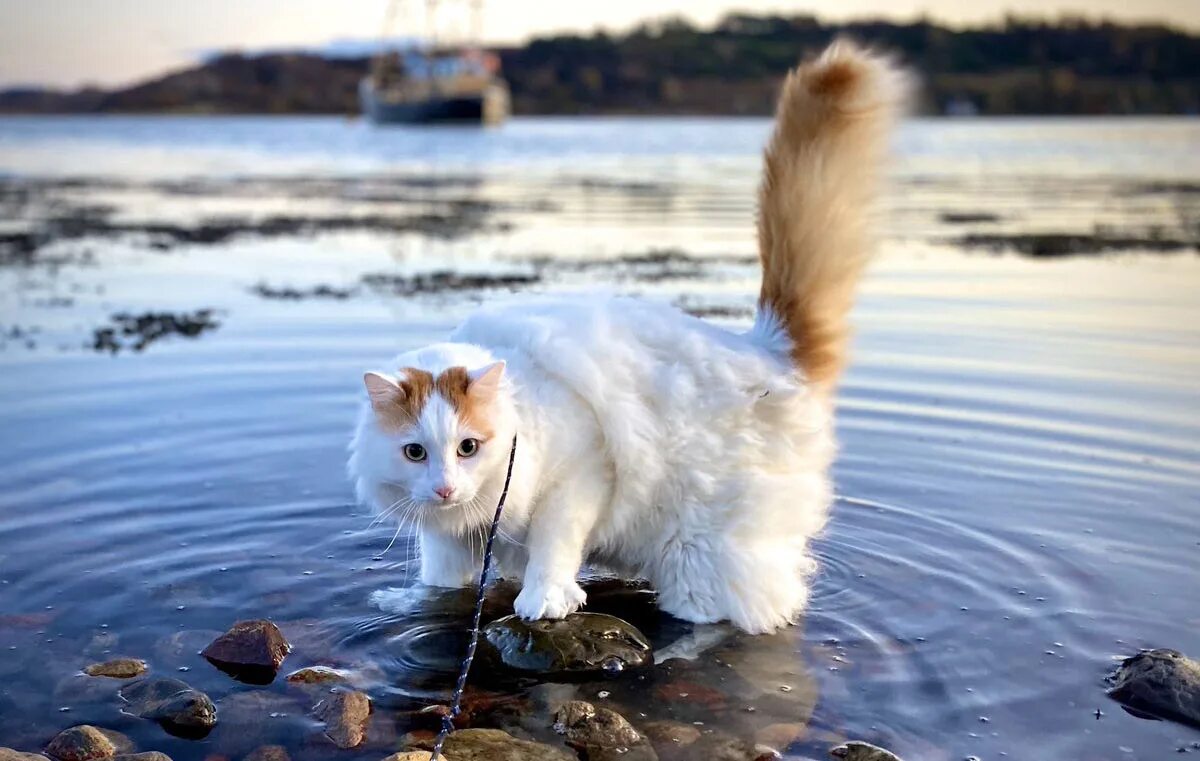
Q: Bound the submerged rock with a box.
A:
[380,754,435,761]
[83,659,146,679]
[829,741,904,761]
[242,747,290,761]
[118,678,216,737]
[0,749,51,761]
[480,613,652,678]
[553,701,657,761]
[313,690,372,749]
[284,666,348,685]
[642,720,701,754]
[44,726,132,761]
[410,728,574,761]
[112,755,172,761]
[1107,648,1200,728]
[202,620,290,684]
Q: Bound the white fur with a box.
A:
[348,41,905,634]
[349,297,833,633]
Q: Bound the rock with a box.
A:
[685,733,779,761]
[202,621,291,685]
[0,749,51,761]
[211,691,303,757]
[119,678,217,737]
[553,701,657,761]
[829,742,903,761]
[380,754,434,761]
[410,728,575,761]
[754,723,806,751]
[480,613,652,678]
[44,726,133,761]
[313,690,371,749]
[84,659,147,679]
[1107,648,1200,728]
[112,755,173,761]
[284,666,348,685]
[242,748,289,761]
[642,721,701,752]
[152,629,223,666]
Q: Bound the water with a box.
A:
[1,116,1198,760]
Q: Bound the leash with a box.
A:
[429,432,518,761]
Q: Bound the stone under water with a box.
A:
[829,741,904,761]
[479,612,652,678]
[118,678,216,738]
[1107,648,1200,728]
[201,620,291,685]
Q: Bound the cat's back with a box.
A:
[453,294,787,388]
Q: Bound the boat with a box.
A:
[360,0,510,125]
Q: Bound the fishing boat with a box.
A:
[360,0,510,125]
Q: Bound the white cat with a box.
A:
[348,41,910,634]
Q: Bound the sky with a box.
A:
[1,0,1197,89]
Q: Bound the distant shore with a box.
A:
[2,14,1198,117]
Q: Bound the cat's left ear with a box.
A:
[468,361,506,399]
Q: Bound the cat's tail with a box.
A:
[753,40,911,388]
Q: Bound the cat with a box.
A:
[348,40,910,634]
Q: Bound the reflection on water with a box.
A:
[0,116,1198,760]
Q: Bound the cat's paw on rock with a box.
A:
[514,580,586,620]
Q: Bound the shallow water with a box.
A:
[1,116,1199,760]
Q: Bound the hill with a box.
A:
[3,15,1198,116]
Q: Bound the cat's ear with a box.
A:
[363,371,404,408]
[468,361,505,399]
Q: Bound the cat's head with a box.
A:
[350,355,513,526]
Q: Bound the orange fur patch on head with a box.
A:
[366,365,498,438]
[438,365,498,439]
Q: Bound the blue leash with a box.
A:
[429,433,517,761]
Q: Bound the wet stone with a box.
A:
[1107,648,1200,728]
[313,690,371,749]
[553,701,657,761]
[83,659,147,679]
[690,733,780,761]
[0,749,51,761]
[409,728,575,761]
[754,723,806,752]
[642,720,701,752]
[829,741,904,761]
[283,666,348,685]
[479,613,652,678]
[118,677,217,738]
[44,726,133,761]
[242,747,290,761]
[112,755,173,761]
[380,754,434,761]
[202,620,290,685]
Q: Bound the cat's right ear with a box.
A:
[363,372,404,409]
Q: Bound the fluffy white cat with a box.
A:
[348,41,910,634]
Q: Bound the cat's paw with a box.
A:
[514,579,586,620]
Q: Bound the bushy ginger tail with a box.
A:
[755,40,911,388]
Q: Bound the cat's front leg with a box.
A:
[513,471,607,620]
[419,526,479,588]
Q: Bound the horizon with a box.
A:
[2,0,1199,91]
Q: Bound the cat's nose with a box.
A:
[434,485,455,501]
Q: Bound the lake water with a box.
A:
[0,116,1198,760]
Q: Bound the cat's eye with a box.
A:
[457,438,480,458]
[402,443,427,462]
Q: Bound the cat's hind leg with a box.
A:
[653,534,812,634]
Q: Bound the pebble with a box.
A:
[313,690,372,749]
[83,659,147,679]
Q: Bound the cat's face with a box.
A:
[362,361,507,516]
